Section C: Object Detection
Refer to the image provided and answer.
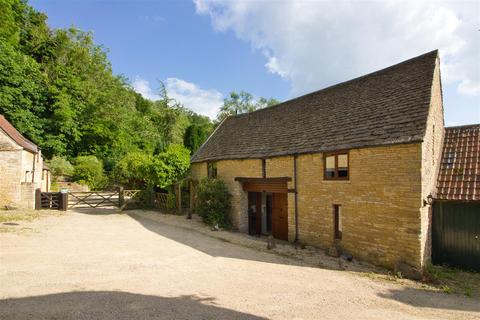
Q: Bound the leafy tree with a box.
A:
[184,124,210,153]
[47,156,74,178]
[114,144,190,189]
[72,155,107,190]
[113,151,153,189]
[0,41,47,145]
[156,144,190,187]
[217,91,279,121]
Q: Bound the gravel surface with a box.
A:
[0,209,478,320]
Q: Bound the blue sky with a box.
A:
[31,0,479,125]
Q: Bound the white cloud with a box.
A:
[132,77,160,101]
[132,77,223,119]
[195,0,480,96]
[165,78,224,119]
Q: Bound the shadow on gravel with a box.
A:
[0,291,266,320]
[70,208,121,215]
[378,288,480,313]
[127,211,310,267]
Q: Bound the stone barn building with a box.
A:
[190,50,445,270]
[0,115,50,208]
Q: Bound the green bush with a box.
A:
[113,151,153,188]
[47,156,74,179]
[72,155,107,190]
[196,178,231,228]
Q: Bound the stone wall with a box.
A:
[217,159,262,231]
[295,144,422,269]
[0,149,22,206]
[191,142,425,269]
[20,182,36,209]
[419,57,445,266]
[0,130,23,207]
[1,129,48,208]
[191,159,263,231]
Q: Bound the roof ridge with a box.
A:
[233,49,438,118]
[445,123,480,130]
[192,50,440,163]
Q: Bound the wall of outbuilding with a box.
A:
[191,142,426,269]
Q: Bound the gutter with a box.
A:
[294,153,299,243]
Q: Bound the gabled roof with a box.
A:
[436,124,480,201]
[0,115,38,153]
[192,50,439,163]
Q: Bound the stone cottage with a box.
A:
[190,50,445,270]
[0,115,51,208]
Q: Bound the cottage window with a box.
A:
[324,152,349,180]
[207,162,217,178]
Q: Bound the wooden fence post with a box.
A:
[118,187,124,209]
[60,192,68,211]
[35,188,41,210]
[176,183,182,215]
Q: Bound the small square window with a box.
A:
[207,162,217,178]
[324,152,349,180]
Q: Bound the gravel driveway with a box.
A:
[0,210,478,320]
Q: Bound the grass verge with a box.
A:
[427,264,480,298]
[0,209,63,233]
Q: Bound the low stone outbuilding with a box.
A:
[0,115,50,208]
[190,50,445,270]
[431,124,479,270]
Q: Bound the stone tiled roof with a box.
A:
[0,115,38,153]
[192,50,439,163]
[436,124,480,201]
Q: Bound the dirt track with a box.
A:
[0,210,478,319]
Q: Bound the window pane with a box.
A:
[325,169,335,178]
[338,169,348,177]
[338,154,348,167]
[326,156,335,169]
[338,154,348,178]
[208,162,217,178]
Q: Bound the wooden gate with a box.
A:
[432,201,480,271]
[35,190,68,210]
[68,191,119,209]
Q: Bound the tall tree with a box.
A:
[217,91,279,121]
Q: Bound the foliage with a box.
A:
[196,178,231,228]
[0,2,280,190]
[0,0,216,187]
[113,144,190,189]
[157,144,190,187]
[217,90,279,121]
[46,155,74,178]
[184,124,211,153]
[113,151,153,189]
[72,155,107,190]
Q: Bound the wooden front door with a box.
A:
[247,192,262,235]
[272,193,288,241]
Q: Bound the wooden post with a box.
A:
[60,192,68,211]
[187,180,193,219]
[118,187,124,209]
[35,188,41,210]
[176,183,182,215]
